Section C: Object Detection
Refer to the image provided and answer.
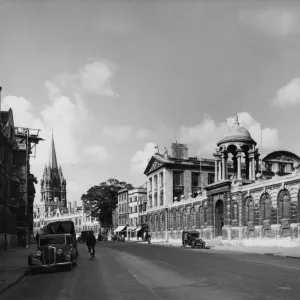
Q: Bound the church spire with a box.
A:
[49,131,58,169]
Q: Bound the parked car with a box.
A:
[182,230,206,249]
[28,233,77,273]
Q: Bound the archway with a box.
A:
[215,200,224,237]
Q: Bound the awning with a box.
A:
[128,226,137,231]
[114,226,126,233]
[135,226,142,232]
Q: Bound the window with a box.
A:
[134,196,137,202]
[160,172,164,187]
[278,190,290,220]
[280,163,285,174]
[154,175,158,190]
[192,173,200,187]
[208,173,215,185]
[149,178,152,190]
[173,172,183,186]
[260,193,271,221]
[160,192,164,206]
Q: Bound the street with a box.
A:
[1,242,300,300]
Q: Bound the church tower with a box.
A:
[39,133,67,217]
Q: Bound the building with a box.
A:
[39,133,67,217]
[0,88,43,252]
[127,187,147,238]
[33,204,100,237]
[145,114,300,245]
[114,188,129,235]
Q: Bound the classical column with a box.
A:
[213,152,221,183]
[221,151,228,180]
[237,150,242,180]
[248,150,255,180]
[232,154,237,174]
[218,160,222,181]
[214,160,218,182]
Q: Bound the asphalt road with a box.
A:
[1,242,300,300]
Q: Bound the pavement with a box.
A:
[2,241,300,299]
[0,243,36,295]
[148,238,300,259]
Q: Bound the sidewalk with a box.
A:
[148,239,300,259]
[0,244,36,295]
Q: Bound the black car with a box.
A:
[182,230,205,249]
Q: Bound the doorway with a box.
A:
[215,200,224,237]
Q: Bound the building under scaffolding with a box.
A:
[14,127,44,247]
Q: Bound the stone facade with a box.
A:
[39,134,67,218]
[145,116,300,245]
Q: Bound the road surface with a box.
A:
[2,241,300,300]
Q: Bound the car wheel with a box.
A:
[68,262,73,271]
[73,260,77,267]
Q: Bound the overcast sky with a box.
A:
[1,0,300,205]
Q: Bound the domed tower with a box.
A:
[213,114,260,183]
[40,133,67,216]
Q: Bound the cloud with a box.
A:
[130,142,156,174]
[136,128,152,139]
[179,112,279,156]
[102,125,134,143]
[272,78,300,107]
[51,61,118,97]
[83,145,108,163]
[2,61,111,204]
[239,7,300,37]
[102,126,152,142]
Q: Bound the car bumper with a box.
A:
[29,257,72,269]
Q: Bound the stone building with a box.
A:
[39,134,67,218]
[33,203,100,237]
[114,188,129,235]
[127,187,147,238]
[145,115,300,245]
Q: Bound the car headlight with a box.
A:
[35,250,42,256]
[56,249,63,255]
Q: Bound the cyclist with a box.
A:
[86,231,96,257]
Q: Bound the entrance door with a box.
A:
[215,200,224,237]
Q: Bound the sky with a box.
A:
[1,0,300,206]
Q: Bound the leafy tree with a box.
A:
[81,178,134,229]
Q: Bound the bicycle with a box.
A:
[88,246,95,260]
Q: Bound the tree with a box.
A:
[81,178,133,229]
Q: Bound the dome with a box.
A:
[217,114,256,146]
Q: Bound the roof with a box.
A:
[262,150,300,162]
[40,233,72,237]
[217,114,256,146]
[49,133,59,169]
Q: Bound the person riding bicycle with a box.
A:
[86,231,96,257]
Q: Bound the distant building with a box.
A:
[39,133,67,217]
[127,187,147,238]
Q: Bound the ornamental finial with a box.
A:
[233,113,239,126]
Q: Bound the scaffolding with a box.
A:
[14,127,44,247]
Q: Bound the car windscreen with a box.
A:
[190,234,199,238]
[39,236,66,246]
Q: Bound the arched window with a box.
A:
[169,212,173,229]
[182,210,187,227]
[176,211,180,228]
[260,193,271,221]
[160,213,165,231]
[232,202,238,220]
[199,206,204,226]
[191,208,196,227]
[277,189,291,220]
[204,206,207,224]
[154,214,158,231]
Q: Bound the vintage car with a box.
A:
[28,233,77,273]
[182,230,206,249]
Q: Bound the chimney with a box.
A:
[170,142,188,159]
